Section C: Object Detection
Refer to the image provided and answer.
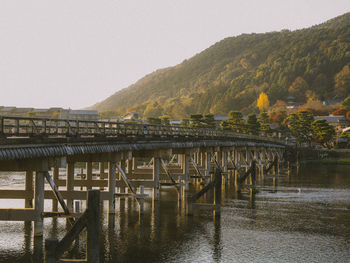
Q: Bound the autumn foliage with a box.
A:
[257,92,269,112]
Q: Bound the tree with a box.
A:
[311,73,328,100]
[202,114,216,128]
[143,102,163,118]
[146,117,161,125]
[258,112,272,134]
[288,76,309,102]
[335,65,350,98]
[257,92,270,112]
[286,110,314,145]
[160,115,170,125]
[331,108,346,116]
[190,114,204,127]
[245,113,260,135]
[181,118,190,127]
[26,111,36,118]
[342,95,350,110]
[51,111,61,119]
[227,111,244,132]
[311,119,335,148]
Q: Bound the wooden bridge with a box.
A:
[0,116,286,261]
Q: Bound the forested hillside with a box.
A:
[90,12,350,119]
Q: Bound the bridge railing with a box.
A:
[0,116,283,144]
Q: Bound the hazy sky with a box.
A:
[0,0,349,109]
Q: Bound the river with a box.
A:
[0,163,349,262]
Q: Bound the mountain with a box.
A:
[90,12,350,119]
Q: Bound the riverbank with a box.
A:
[305,158,350,165]
[297,147,350,164]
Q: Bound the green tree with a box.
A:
[286,110,314,145]
[146,117,161,125]
[342,95,350,110]
[245,113,260,135]
[227,111,244,132]
[26,111,36,118]
[311,119,335,148]
[335,65,350,98]
[288,76,309,102]
[258,112,271,135]
[143,102,163,118]
[181,118,190,127]
[160,115,170,125]
[202,114,216,128]
[190,114,204,127]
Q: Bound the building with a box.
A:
[314,115,350,133]
[61,110,98,121]
[0,106,98,121]
[121,112,140,122]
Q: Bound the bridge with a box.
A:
[0,116,286,259]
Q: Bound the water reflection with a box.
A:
[1,164,350,262]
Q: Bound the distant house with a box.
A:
[170,120,181,126]
[314,115,350,133]
[122,112,139,121]
[0,106,98,121]
[61,110,98,121]
[322,99,343,105]
[0,106,16,116]
[286,96,298,109]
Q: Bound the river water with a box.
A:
[0,164,349,262]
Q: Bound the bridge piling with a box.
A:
[34,170,45,236]
[52,167,59,212]
[153,157,160,200]
[25,171,33,209]
[108,161,117,213]
[66,162,74,213]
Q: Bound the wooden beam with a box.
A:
[44,172,74,226]
[0,208,36,221]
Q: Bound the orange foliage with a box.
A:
[332,108,346,116]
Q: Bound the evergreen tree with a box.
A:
[258,112,272,135]
[245,113,260,135]
[227,111,244,132]
[311,119,335,148]
[286,110,314,145]
[190,114,204,127]
[203,114,216,128]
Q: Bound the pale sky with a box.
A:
[0,0,349,109]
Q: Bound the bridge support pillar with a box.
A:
[201,152,205,168]
[108,161,116,213]
[127,159,133,178]
[99,162,105,190]
[66,162,74,212]
[86,162,93,190]
[153,157,160,200]
[119,160,126,193]
[34,170,45,236]
[132,157,138,171]
[205,152,211,178]
[214,168,222,217]
[183,153,190,190]
[52,167,59,211]
[25,171,33,209]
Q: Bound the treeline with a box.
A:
[92,12,350,119]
